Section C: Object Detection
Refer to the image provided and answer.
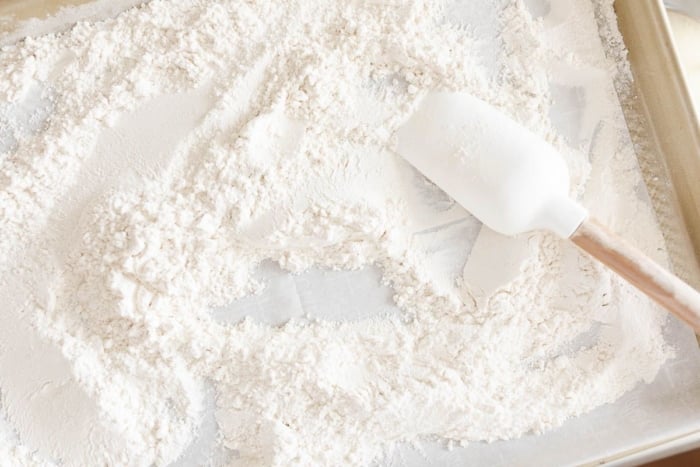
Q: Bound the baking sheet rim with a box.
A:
[599,0,700,464]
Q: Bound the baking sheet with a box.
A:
[1,1,700,466]
[615,0,700,288]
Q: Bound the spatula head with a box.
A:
[396,92,587,238]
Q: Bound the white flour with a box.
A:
[0,0,674,466]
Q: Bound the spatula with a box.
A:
[396,91,700,332]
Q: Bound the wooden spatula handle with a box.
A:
[571,217,700,332]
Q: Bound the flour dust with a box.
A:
[0,0,672,465]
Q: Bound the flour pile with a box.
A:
[0,0,673,465]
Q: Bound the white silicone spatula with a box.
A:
[397,91,700,332]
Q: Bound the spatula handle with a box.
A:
[570,217,700,332]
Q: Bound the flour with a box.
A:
[0,0,676,466]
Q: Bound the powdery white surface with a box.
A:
[0,0,686,465]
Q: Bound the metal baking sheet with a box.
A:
[615,0,700,287]
[1,1,700,466]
